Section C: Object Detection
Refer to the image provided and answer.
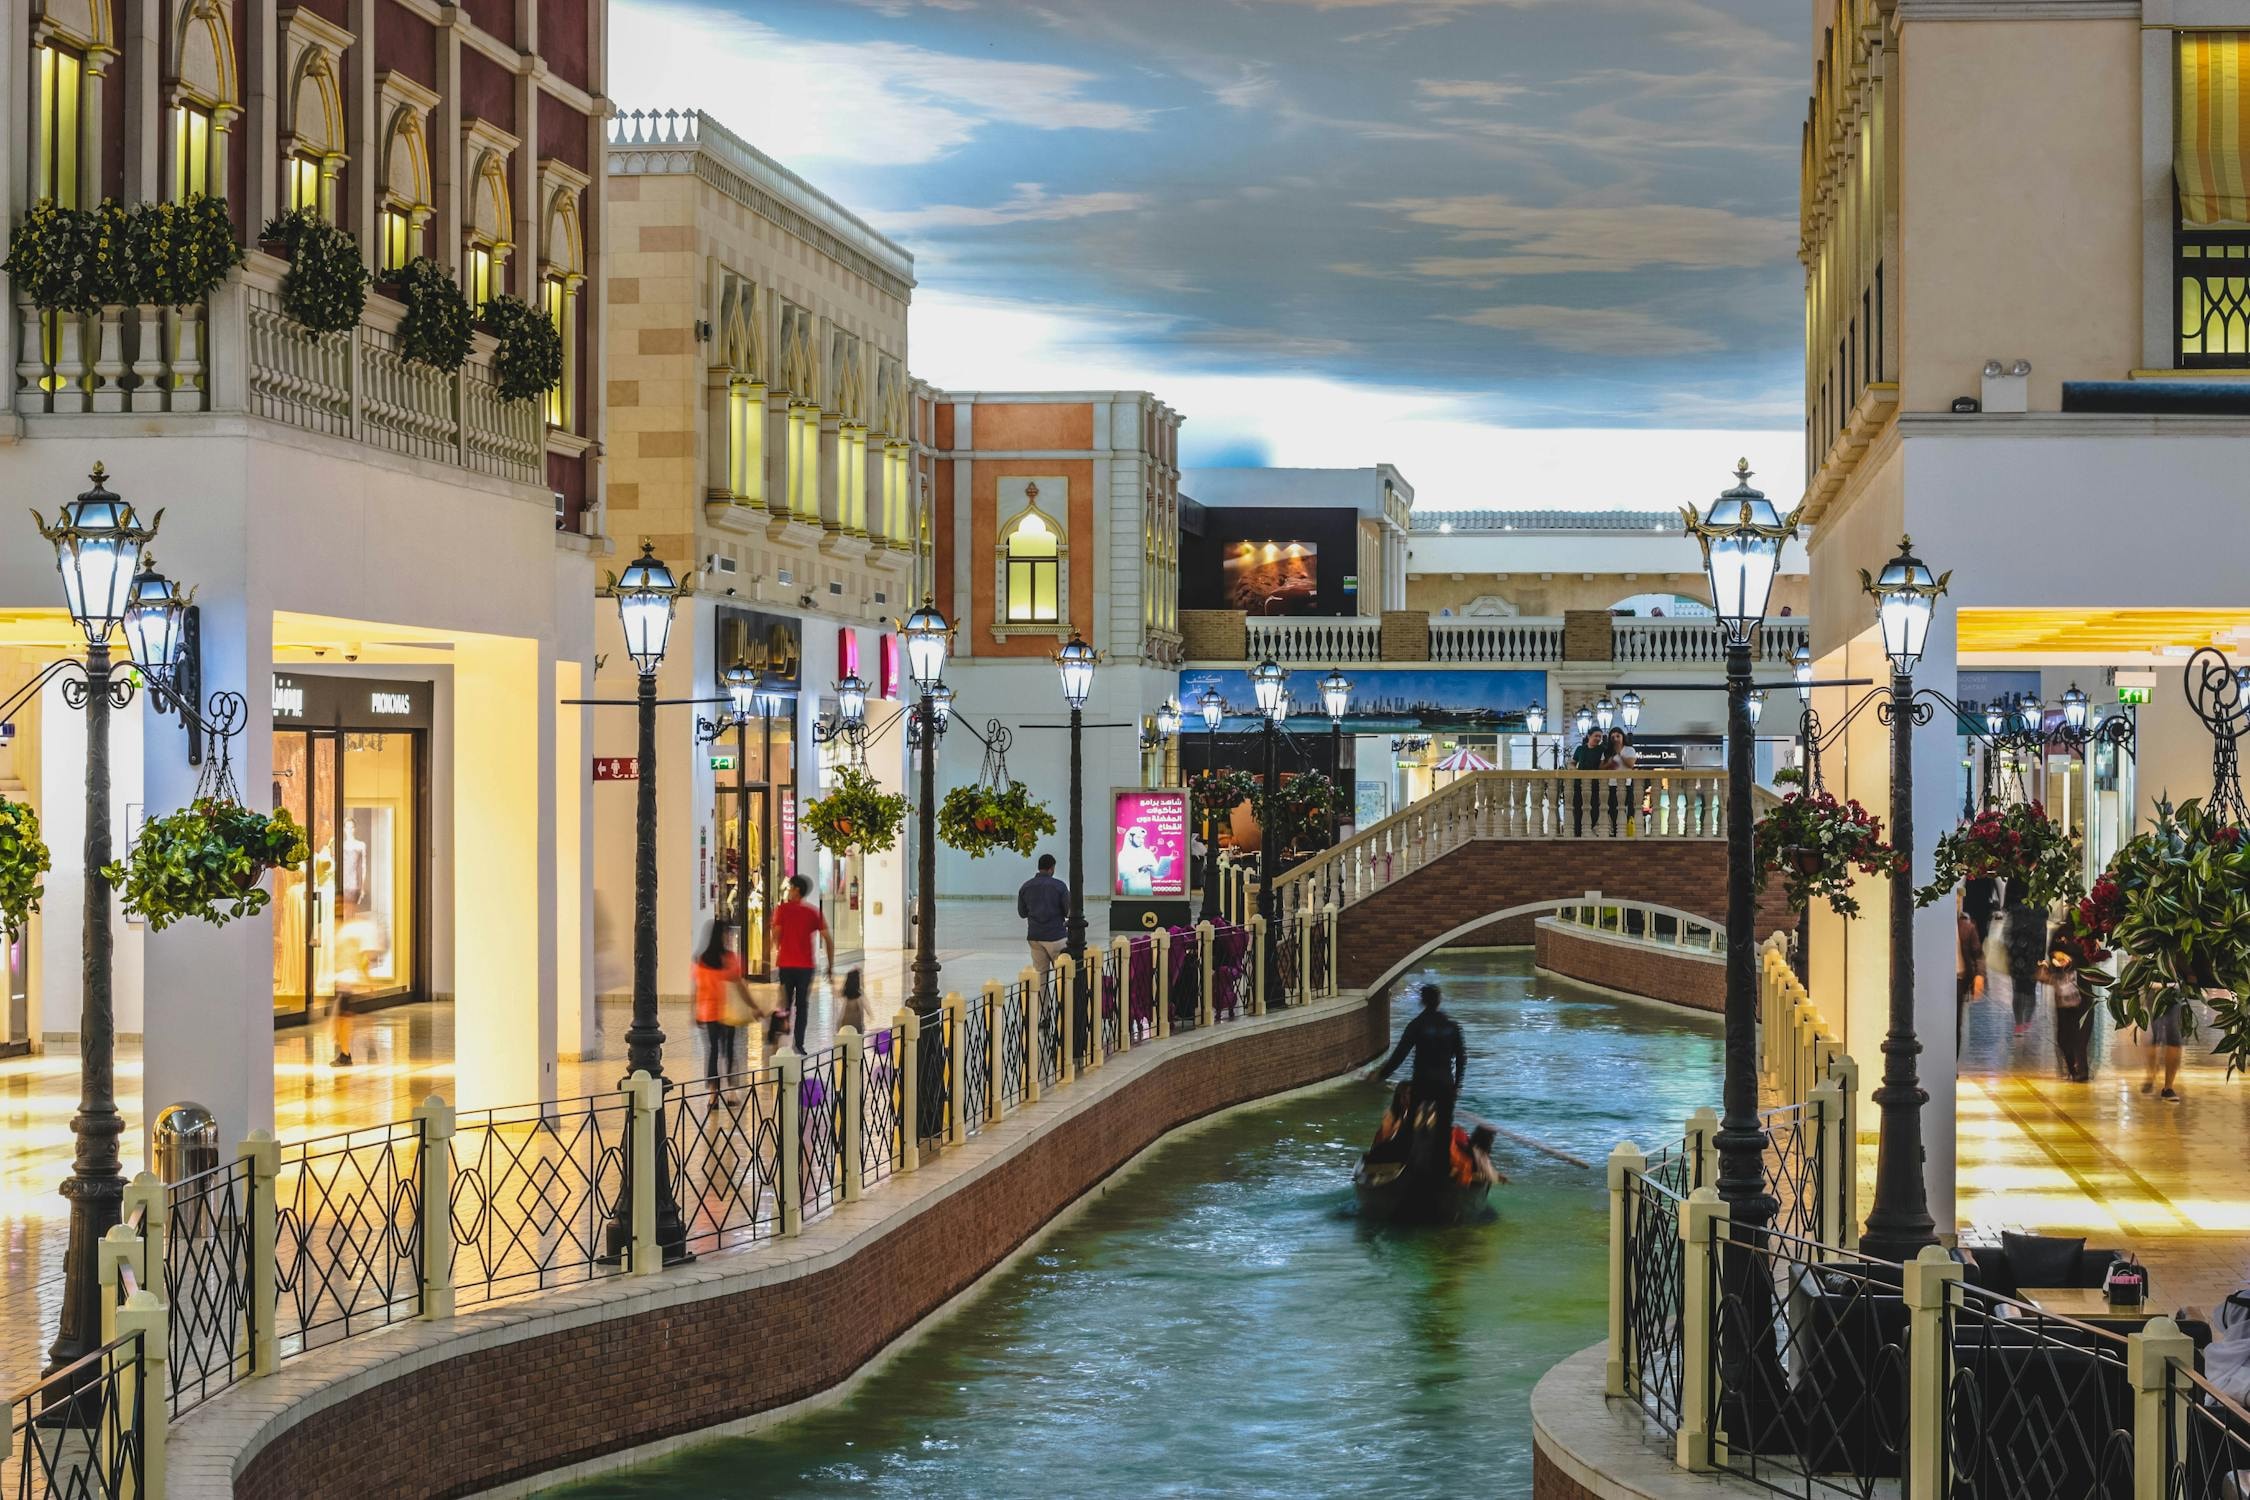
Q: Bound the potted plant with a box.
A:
[259,206,366,336]
[1914,801,2082,910]
[389,255,474,371]
[804,766,908,855]
[2074,797,2250,1071]
[1192,768,1257,829]
[1753,788,1904,919]
[105,798,310,931]
[0,797,53,938]
[481,291,563,404]
[6,199,97,402]
[938,780,1057,859]
[1255,769,1347,852]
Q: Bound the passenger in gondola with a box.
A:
[1368,982,1467,1143]
[1450,1123,1504,1188]
[1369,1080,1415,1162]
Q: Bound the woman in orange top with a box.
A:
[692,921,753,1079]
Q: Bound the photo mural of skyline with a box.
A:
[1179,667,1545,731]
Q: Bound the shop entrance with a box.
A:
[711,708,794,980]
[270,675,429,1026]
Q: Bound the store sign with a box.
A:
[1112,787,1189,898]
[270,674,432,728]
[594,757,638,781]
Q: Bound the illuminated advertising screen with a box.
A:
[1112,788,1190,899]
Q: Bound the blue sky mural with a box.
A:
[610,0,1809,507]
[1180,667,1544,731]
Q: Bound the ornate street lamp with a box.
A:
[1320,667,1352,844]
[900,599,950,1022]
[1199,686,1226,921]
[2061,683,2090,734]
[928,681,955,731]
[1595,695,1617,734]
[1055,631,1097,994]
[835,671,868,732]
[1619,690,1642,733]
[1747,688,1767,728]
[1857,535,1950,1262]
[599,542,694,1267]
[1793,644,1814,704]
[1155,696,1182,740]
[33,465,162,1377]
[122,556,189,701]
[1525,700,1545,736]
[1681,459,1799,1268]
[1574,705,1594,740]
[1248,658,1288,966]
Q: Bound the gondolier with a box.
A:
[1371,982,1466,1137]
[1355,983,1488,1225]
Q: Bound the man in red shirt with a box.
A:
[769,873,833,1053]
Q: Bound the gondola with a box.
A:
[1353,1095,1498,1225]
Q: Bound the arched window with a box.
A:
[168,0,238,204]
[32,0,113,206]
[376,72,437,271]
[281,13,349,222]
[460,120,516,306]
[539,168,587,428]
[997,481,1068,629]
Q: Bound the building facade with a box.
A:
[0,0,609,1141]
[598,108,924,993]
[1796,0,2250,1231]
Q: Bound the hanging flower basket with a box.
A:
[1255,769,1347,849]
[482,291,563,403]
[804,766,907,855]
[1752,790,1903,920]
[387,256,475,371]
[104,798,310,931]
[0,797,53,937]
[2074,797,2250,1070]
[1191,768,1257,825]
[260,207,366,334]
[1914,801,2081,911]
[939,780,1056,859]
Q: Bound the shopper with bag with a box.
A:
[692,920,760,1079]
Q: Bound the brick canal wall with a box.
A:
[1336,841,1792,993]
[1532,922,1726,1013]
[207,995,1389,1500]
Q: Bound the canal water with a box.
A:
[548,953,1722,1500]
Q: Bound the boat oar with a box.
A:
[1462,1110,1592,1170]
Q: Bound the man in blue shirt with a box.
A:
[1017,853,1070,984]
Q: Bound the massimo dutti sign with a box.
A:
[270,675,434,729]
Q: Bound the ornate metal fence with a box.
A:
[1310,907,1333,996]
[1211,924,1254,1019]
[957,1001,991,1137]
[1037,977,1065,1085]
[4,1332,145,1500]
[1761,1102,1827,1247]
[668,1068,784,1254]
[2165,1363,2250,1500]
[1099,946,1126,1054]
[861,1025,906,1189]
[272,1120,424,1358]
[1272,910,1302,1006]
[799,1048,846,1217]
[996,982,1032,1109]
[1168,926,1206,1032]
[1125,937,1159,1039]
[163,1157,254,1414]
[1620,1167,1691,1436]
[922,1008,954,1143]
[449,1092,630,1309]
[1942,1286,2135,1500]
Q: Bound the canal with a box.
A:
[548,952,1723,1499]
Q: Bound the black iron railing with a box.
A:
[4,1331,145,1500]
[861,1025,906,1189]
[450,1093,630,1308]
[798,1048,846,1216]
[163,1156,254,1414]
[996,982,1032,1109]
[668,1068,784,1254]
[272,1120,424,1358]
[956,1002,991,1138]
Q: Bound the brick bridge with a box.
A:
[1276,770,1792,995]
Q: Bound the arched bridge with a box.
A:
[1275,770,1792,996]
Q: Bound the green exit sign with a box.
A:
[710,754,737,771]
[2117,687,2152,705]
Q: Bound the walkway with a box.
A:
[0,901,1051,1396]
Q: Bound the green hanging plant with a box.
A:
[104,798,310,931]
[939,780,1056,859]
[1191,768,1258,825]
[1255,769,1347,849]
[390,255,474,371]
[159,195,243,306]
[482,292,563,403]
[0,797,53,937]
[804,766,908,855]
[260,207,366,333]
[4,199,99,312]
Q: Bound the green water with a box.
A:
[549,954,1722,1499]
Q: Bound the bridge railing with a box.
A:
[1276,769,1733,913]
[1547,898,1724,954]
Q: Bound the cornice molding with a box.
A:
[1892,0,2139,17]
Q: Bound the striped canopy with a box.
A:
[1433,746,1494,773]
[2178,33,2250,227]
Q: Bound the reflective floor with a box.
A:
[545,953,1727,1499]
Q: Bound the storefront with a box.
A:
[712,610,800,979]
[269,674,431,1026]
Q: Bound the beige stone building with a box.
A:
[596,108,929,990]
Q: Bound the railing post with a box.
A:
[1110,938,1132,1054]
[1685,1106,1720,1192]
[2127,1316,2195,1500]
[1606,1142,1645,1399]
[981,984,1004,1122]
[116,1290,169,1500]
[98,1220,145,1346]
[1197,921,1215,1027]
[943,994,969,1145]
[1833,1054,1861,1251]
[1902,1245,1962,1500]
[839,1026,865,1202]
[412,1095,455,1320]
[1153,934,1171,1038]
[895,1008,921,1173]
[1250,914,1268,1015]
[122,1170,165,1294]
[1325,902,1339,994]
[625,1070,661,1273]
[778,1050,804,1236]
[240,1130,280,1375]
[1057,961,1077,1086]
[1018,975,1043,1104]
[1299,906,1314,1005]
[1083,953,1104,1072]
[1808,1076,1845,1256]
[1675,1187,1722,1472]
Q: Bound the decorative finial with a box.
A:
[1024,481,1040,502]
[88,461,109,485]
[1734,457,1752,482]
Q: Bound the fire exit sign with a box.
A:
[2117,687,2152,705]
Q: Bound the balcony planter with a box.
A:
[0,797,52,939]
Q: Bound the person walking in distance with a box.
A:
[691,920,757,1080]
[769,873,832,1055]
[2002,886,2049,1038]
[1018,852,1070,984]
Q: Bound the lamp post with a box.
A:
[901,599,950,1020]
[1154,695,1181,787]
[1199,687,1224,921]
[1858,536,1950,1262]
[1574,704,1594,741]
[1619,690,1642,736]
[1250,657,1288,956]
[1595,695,1616,735]
[1056,631,1096,1011]
[35,466,166,1377]
[1320,667,1352,845]
[1681,457,1798,1240]
[601,542,694,1266]
[1524,699,1546,768]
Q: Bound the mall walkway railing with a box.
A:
[2,912,1343,1494]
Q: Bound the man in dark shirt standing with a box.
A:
[1371,982,1468,1140]
[1017,853,1070,986]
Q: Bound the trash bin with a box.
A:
[154,1100,219,1241]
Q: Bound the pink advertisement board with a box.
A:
[1112,788,1190,898]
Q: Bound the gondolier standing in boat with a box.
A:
[1368,982,1467,1139]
